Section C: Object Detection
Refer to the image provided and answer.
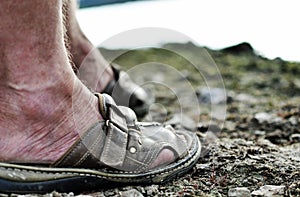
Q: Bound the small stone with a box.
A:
[290,133,300,142]
[254,112,273,124]
[236,93,258,103]
[52,191,63,197]
[136,186,145,194]
[254,112,283,124]
[209,190,222,197]
[288,116,298,125]
[121,189,144,197]
[251,185,285,197]
[254,130,266,136]
[104,190,117,196]
[9,194,19,197]
[196,87,227,104]
[196,163,210,170]
[66,192,74,197]
[228,187,251,197]
[144,185,159,196]
[197,122,220,133]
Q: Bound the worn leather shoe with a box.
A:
[103,64,152,118]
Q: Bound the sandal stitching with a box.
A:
[0,148,199,182]
[31,140,191,181]
[128,142,154,172]
[138,142,168,172]
[136,145,159,172]
[0,135,200,185]
[56,124,100,166]
[100,124,113,163]
[99,139,198,174]
[74,131,102,166]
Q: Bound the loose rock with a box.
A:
[120,189,143,197]
[196,87,227,104]
[228,187,251,197]
[251,185,285,197]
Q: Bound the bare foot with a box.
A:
[0,73,102,163]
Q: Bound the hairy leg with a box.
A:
[0,0,101,163]
[0,0,172,167]
[62,0,151,117]
[63,0,114,92]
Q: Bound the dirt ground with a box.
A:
[10,42,300,197]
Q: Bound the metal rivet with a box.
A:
[105,120,110,127]
[129,146,137,154]
[138,138,142,145]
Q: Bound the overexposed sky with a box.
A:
[77,0,300,62]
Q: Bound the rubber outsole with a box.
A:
[0,138,201,194]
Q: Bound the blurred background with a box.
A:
[77,0,299,62]
[73,2,300,195]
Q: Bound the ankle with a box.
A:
[0,78,102,163]
[70,36,94,67]
[70,37,115,92]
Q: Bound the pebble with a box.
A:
[288,116,298,125]
[254,112,283,124]
[254,112,273,124]
[251,185,285,197]
[290,133,300,142]
[254,130,266,136]
[196,87,227,104]
[120,189,144,197]
[196,163,210,170]
[209,190,222,197]
[236,93,258,103]
[228,187,251,197]
[144,185,159,196]
[197,122,221,133]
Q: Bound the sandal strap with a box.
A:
[52,122,106,168]
[53,93,196,173]
[53,93,129,169]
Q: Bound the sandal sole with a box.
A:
[0,138,201,194]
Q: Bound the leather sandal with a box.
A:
[103,64,153,118]
[0,93,201,194]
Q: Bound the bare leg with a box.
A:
[63,0,114,92]
[63,0,151,117]
[0,0,101,163]
[0,0,172,166]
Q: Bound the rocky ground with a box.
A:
[11,42,300,196]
